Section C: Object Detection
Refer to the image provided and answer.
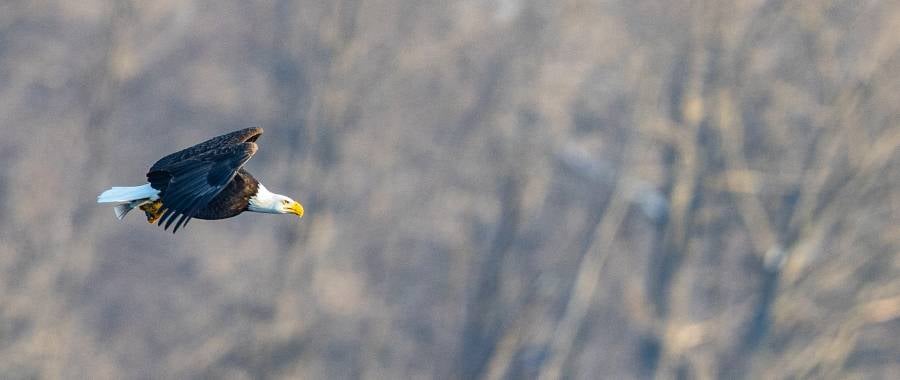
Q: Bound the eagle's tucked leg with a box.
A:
[140,200,164,224]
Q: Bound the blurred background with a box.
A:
[0,0,898,379]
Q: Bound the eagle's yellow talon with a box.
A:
[140,200,164,224]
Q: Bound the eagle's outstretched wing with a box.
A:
[147,140,259,232]
[148,127,263,173]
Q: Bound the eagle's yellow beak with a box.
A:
[288,201,304,218]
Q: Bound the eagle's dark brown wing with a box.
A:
[148,127,263,174]
[147,142,258,232]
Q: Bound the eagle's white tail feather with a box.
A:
[114,203,135,220]
[97,183,159,203]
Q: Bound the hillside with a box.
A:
[0,1,898,378]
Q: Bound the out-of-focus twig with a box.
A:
[537,181,630,380]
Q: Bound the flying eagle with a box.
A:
[97,128,304,233]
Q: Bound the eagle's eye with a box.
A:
[282,200,289,205]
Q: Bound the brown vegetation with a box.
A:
[0,0,898,378]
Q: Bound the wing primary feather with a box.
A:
[164,206,185,230]
[173,215,192,233]
[164,215,177,230]
[158,208,177,227]
[172,214,189,233]
[172,191,212,232]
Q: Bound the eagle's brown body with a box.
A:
[140,168,260,222]
[99,127,304,233]
[191,169,259,220]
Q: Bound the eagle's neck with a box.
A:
[248,184,284,214]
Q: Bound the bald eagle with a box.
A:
[97,128,304,233]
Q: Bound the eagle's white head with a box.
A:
[248,184,304,217]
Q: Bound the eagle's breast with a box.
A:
[190,169,260,220]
